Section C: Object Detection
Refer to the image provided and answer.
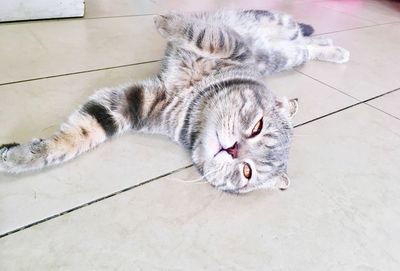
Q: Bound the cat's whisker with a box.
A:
[168,169,219,184]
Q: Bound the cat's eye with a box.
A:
[243,162,252,179]
[249,118,263,138]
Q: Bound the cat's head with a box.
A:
[192,83,297,193]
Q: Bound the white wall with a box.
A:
[0,0,85,22]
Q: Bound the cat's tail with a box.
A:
[298,23,314,37]
[0,79,166,174]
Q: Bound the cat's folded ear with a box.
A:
[276,97,299,119]
[275,172,291,190]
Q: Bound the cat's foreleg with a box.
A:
[0,78,166,173]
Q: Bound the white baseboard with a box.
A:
[0,0,85,22]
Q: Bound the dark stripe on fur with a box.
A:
[232,49,250,61]
[149,91,166,114]
[0,143,20,149]
[290,30,299,40]
[109,91,120,111]
[80,127,89,137]
[228,40,250,61]
[218,30,225,49]
[243,9,273,20]
[230,40,240,59]
[180,78,263,149]
[299,23,314,36]
[186,24,194,42]
[125,85,144,129]
[196,29,206,49]
[82,101,118,137]
[162,98,182,130]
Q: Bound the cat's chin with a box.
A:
[212,149,232,161]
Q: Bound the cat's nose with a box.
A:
[225,142,238,159]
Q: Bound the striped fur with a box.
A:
[0,10,349,193]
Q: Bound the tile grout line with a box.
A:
[364,103,400,122]
[0,60,162,87]
[295,87,400,128]
[294,69,359,101]
[313,0,400,26]
[1,87,399,239]
[84,13,156,20]
[295,67,400,121]
[0,164,193,239]
[314,21,400,36]
[0,14,156,26]
[311,0,381,25]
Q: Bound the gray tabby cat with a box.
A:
[0,10,349,193]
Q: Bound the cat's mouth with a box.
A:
[213,144,238,159]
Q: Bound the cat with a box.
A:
[0,10,349,193]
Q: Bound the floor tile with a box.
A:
[368,90,400,119]
[267,70,356,125]
[298,23,400,100]
[318,0,400,24]
[84,0,158,18]
[149,0,374,34]
[0,62,191,235]
[0,16,165,84]
[267,0,375,34]
[1,105,399,270]
[82,0,291,19]
[290,105,400,262]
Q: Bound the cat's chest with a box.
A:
[170,54,234,90]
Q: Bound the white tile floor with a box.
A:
[0,0,399,270]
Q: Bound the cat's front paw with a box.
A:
[0,139,47,173]
[0,143,20,173]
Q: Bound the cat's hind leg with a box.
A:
[254,39,349,75]
[0,79,166,174]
